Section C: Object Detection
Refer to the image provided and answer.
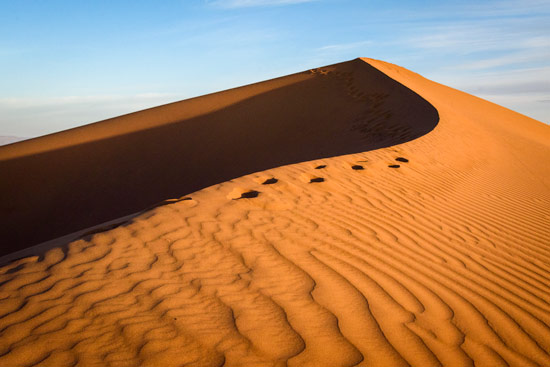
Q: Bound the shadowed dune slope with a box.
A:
[0,59,438,255]
[0,59,549,367]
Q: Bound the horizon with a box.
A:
[1,0,549,139]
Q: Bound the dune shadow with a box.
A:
[0,58,438,255]
[310,178,325,183]
[236,190,260,199]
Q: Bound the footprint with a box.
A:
[166,196,192,203]
[388,165,400,168]
[238,190,260,199]
[310,177,325,183]
[351,165,364,170]
[395,157,409,163]
[262,178,278,185]
[228,188,260,200]
[315,165,327,169]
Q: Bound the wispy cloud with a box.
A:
[445,0,550,18]
[373,0,550,122]
[427,65,550,122]
[455,48,549,71]
[406,19,546,53]
[209,0,317,8]
[444,66,550,94]
[316,40,372,52]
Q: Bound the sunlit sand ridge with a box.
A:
[0,58,549,366]
[0,59,435,255]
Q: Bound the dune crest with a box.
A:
[0,59,549,367]
[0,59,437,255]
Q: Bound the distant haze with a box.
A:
[0,136,27,146]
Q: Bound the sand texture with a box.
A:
[0,59,437,254]
[0,58,549,366]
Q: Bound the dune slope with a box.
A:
[0,59,549,367]
[0,59,437,255]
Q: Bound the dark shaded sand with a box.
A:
[0,58,549,367]
[0,59,437,255]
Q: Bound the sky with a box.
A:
[1,0,549,138]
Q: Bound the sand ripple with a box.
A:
[0,59,549,366]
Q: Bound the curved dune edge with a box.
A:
[0,59,549,366]
[0,58,438,255]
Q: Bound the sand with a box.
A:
[0,60,436,255]
[0,58,549,366]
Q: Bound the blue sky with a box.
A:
[1,0,549,137]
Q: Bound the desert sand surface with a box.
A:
[0,59,436,255]
[0,58,549,366]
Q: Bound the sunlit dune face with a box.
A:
[0,59,549,367]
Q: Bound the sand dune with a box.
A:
[0,58,549,366]
[0,59,437,255]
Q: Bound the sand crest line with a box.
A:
[0,58,549,366]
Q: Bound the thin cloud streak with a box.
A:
[316,41,372,52]
[449,0,550,18]
[375,2,549,123]
[209,0,317,8]
[455,48,549,71]
[427,66,550,122]
[1,0,548,136]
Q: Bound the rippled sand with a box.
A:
[0,59,549,367]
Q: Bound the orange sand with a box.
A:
[0,59,549,366]
[0,60,436,255]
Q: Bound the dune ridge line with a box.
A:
[0,58,438,255]
[0,58,549,366]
